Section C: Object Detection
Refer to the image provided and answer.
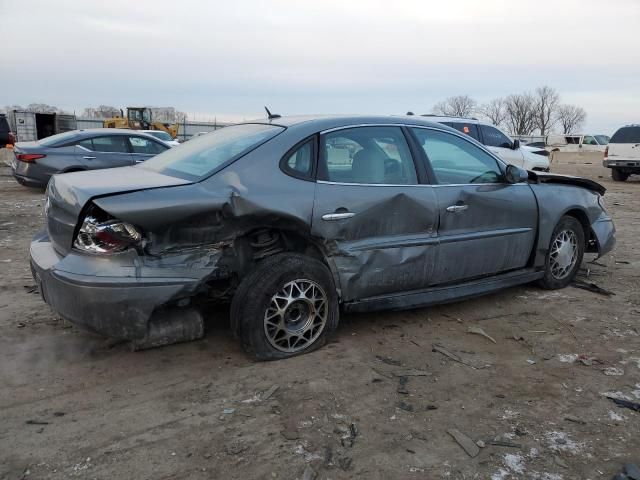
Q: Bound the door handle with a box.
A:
[82,156,96,160]
[322,212,355,221]
[446,205,468,213]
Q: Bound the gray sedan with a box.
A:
[30,115,615,360]
[11,128,170,188]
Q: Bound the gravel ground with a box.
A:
[1,149,639,480]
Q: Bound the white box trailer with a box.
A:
[8,110,77,142]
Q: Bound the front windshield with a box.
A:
[595,135,609,145]
[148,131,172,141]
[138,123,284,181]
[38,130,80,146]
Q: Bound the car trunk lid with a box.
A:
[45,166,191,255]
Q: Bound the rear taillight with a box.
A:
[7,133,15,145]
[16,153,46,163]
[604,146,608,159]
[74,205,142,254]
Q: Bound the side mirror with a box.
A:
[512,139,520,150]
[505,164,528,184]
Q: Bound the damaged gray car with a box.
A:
[30,115,615,360]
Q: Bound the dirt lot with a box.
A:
[1,150,639,480]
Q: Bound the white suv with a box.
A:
[423,115,550,171]
[603,124,640,181]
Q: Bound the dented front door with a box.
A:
[311,126,439,301]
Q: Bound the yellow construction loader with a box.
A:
[103,107,179,138]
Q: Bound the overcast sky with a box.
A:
[1,0,639,133]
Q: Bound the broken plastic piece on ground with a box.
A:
[607,396,640,412]
[571,279,615,296]
[467,325,497,344]
[447,428,480,457]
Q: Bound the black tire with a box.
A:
[230,253,339,361]
[611,169,628,182]
[538,215,585,289]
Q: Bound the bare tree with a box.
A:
[504,93,536,135]
[479,98,507,128]
[533,86,560,135]
[557,104,586,134]
[83,105,121,119]
[26,103,67,113]
[432,95,477,117]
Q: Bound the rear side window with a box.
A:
[442,122,480,141]
[138,124,284,181]
[129,136,168,154]
[480,125,513,148]
[281,138,314,179]
[319,126,417,185]
[78,136,129,153]
[610,126,640,144]
[582,136,597,145]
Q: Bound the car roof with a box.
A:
[237,114,455,131]
[419,114,480,124]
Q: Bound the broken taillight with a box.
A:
[74,205,142,254]
[16,153,46,163]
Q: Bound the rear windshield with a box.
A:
[38,130,80,146]
[610,127,640,144]
[594,135,609,145]
[137,124,284,181]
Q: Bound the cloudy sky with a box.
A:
[2,0,639,133]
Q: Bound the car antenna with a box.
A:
[264,106,281,120]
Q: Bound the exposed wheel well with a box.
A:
[563,209,597,252]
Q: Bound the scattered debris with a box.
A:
[608,410,625,422]
[396,401,414,412]
[604,367,624,376]
[338,456,352,470]
[476,440,486,448]
[432,344,479,369]
[260,384,279,401]
[564,416,586,425]
[340,423,358,448]
[376,355,402,366]
[611,463,640,480]
[302,465,317,480]
[25,419,49,425]
[467,325,497,344]
[447,428,480,457]
[393,368,430,377]
[23,284,38,294]
[484,438,523,449]
[554,455,568,469]
[607,396,640,412]
[222,408,235,415]
[397,376,409,395]
[571,279,615,296]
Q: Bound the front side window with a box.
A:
[595,135,609,145]
[412,128,503,185]
[138,123,284,181]
[480,125,513,148]
[319,126,417,185]
[81,136,129,153]
[129,136,168,154]
[582,135,597,145]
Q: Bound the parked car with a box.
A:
[11,129,170,188]
[603,124,640,181]
[547,134,610,153]
[30,115,614,359]
[423,115,550,171]
[0,114,15,148]
[141,130,180,147]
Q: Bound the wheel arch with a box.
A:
[561,207,596,253]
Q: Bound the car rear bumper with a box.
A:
[13,172,47,188]
[603,159,640,169]
[30,230,203,340]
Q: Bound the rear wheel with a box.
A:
[611,168,629,182]
[231,253,339,360]
[538,216,585,289]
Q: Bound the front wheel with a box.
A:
[538,216,585,289]
[611,168,629,182]
[231,253,339,360]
